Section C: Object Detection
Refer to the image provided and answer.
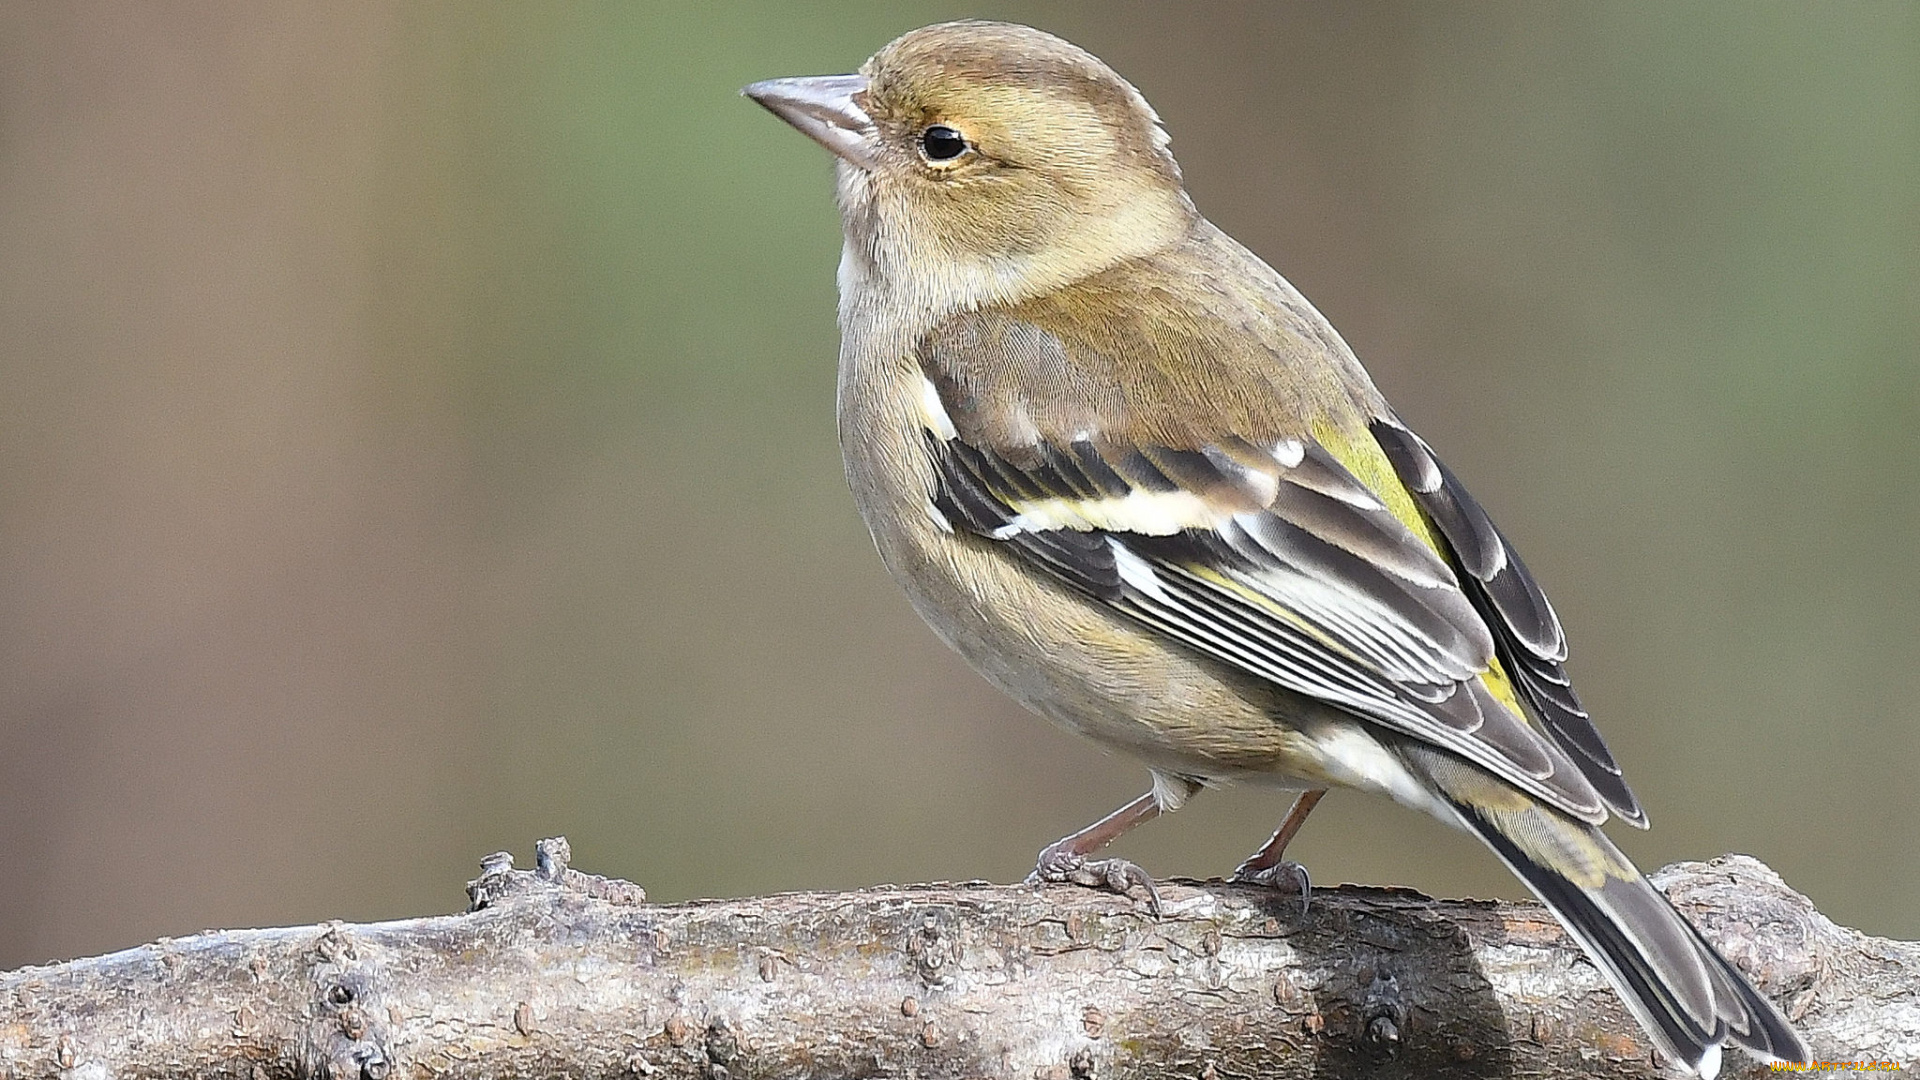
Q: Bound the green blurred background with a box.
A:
[2,3,1914,970]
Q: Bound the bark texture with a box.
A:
[0,839,1912,1079]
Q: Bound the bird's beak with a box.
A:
[743,74,877,171]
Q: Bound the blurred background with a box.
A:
[2,2,1915,970]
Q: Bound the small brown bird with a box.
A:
[746,21,1806,1075]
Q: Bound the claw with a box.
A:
[1233,858,1311,918]
[1030,849,1164,917]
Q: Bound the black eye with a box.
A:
[919,124,968,162]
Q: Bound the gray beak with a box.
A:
[743,74,877,170]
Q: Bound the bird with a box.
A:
[744,20,1807,1076]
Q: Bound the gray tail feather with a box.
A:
[1448,793,1808,1076]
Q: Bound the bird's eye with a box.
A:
[919,124,969,163]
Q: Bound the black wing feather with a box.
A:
[1371,418,1644,825]
[930,433,1122,601]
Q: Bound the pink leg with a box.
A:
[1231,788,1327,913]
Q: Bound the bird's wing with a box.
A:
[914,302,1637,826]
[1371,417,1643,825]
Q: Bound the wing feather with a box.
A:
[921,403,1609,824]
[1371,418,1645,825]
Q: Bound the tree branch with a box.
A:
[1,839,1912,1079]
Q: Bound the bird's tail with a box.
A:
[1403,747,1808,1078]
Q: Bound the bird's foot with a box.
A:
[1232,858,1311,918]
[1027,845,1163,917]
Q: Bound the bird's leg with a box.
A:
[1231,788,1327,914]
[1027,791,1168,915]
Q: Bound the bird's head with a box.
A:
[746,21,1198,308]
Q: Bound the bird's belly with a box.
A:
[905,530,1327,782]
